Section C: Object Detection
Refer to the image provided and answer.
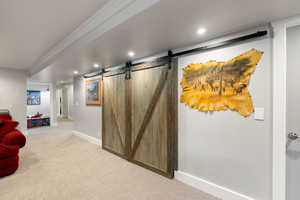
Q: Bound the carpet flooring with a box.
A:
[0,122,219,200]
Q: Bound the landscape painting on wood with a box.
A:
[85,78,102,106]
[180,49,263,116]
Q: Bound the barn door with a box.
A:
[102,58,177,178]
[128,60,177,178]
[102,73,127,158]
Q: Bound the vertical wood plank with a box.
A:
[173,59,179,171]
[125,77,132,158]
[167,58,178,176]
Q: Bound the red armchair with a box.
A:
[0,113,26,177]
[0,145,19,177]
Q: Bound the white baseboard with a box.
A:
[72,130,101,146]
[175,171,255,200]
[51,123,58,127]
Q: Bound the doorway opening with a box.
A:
[26,83,51,129]
[272,15,300,200]
[56,84,74,122]
[286,24,300,200]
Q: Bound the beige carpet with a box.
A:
[0,122,219,200]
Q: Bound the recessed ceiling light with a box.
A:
[93,63,99,68]
[128,51,135,57]
[197,28,206,35]
[73,70,79,74]
[60,81,64,83]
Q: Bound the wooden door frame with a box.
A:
[102,58,178,178]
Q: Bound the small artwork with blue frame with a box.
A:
[27,90,41,105]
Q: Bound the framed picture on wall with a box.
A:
[85,78,102,106]
[27,90,41,105]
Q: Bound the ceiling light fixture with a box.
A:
[197,28,206,35]
[128,51,135,57]
[73,70,79,74]
[93,63,100,68]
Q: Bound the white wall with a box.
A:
[62,86,69,118]
[56,84,74,120]
[0,68,27,131]
[67,84,74,120]
[27,84,51,117]
[56,88,62,117]
[73,76,101,139]
[286,25,300,200]
[177,38,272,200]
[50,83,58,127]
[61,84,74,119]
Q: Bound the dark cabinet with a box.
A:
[27,118,50,129]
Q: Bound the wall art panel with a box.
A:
[180,49,263,116]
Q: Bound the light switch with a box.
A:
[254,107,264,121]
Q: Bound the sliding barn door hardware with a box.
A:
[168,50,173,70]
[83,30,268,78]
[125,61,132,80]
[101,68,106,80]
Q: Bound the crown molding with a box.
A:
[29,0,160,75]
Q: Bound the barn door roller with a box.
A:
[168,50,173,70]
[125,61,132,80]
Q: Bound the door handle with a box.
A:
[288,132,299,141]
[287,132,299,150]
